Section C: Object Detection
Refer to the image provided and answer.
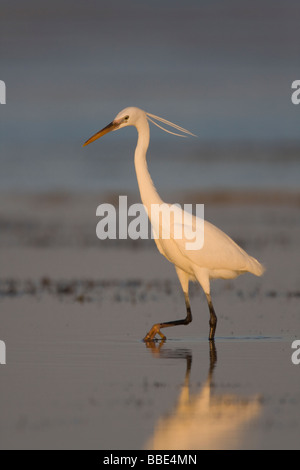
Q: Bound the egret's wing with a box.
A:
[171,214,255,273]
[151,204,263,275]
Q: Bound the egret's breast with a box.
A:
[154,237,195,277]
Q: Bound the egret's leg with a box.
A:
[206,293,217,341]
[143,292,192,342]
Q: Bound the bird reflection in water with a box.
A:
[144,341,261,450]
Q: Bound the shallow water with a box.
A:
[0,196,299,449]
[0,317,298,450]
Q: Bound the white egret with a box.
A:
[83,107,265,341]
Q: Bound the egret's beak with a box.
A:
[83,121,118,147]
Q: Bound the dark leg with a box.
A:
[208,340,217,377]
[206,293,217,341]
[143,292,192,341]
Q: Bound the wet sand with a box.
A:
[0,191,299,449]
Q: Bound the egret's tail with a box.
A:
[248,256,265,277]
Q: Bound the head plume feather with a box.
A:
[146,112,197,138]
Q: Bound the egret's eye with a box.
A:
[124,115,129,122]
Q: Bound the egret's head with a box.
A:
[83,107,145,147]
[114,107,145,128]
[83,106,196,147]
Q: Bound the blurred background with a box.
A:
[1,0,300,195]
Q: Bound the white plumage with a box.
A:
[84,106,265,341]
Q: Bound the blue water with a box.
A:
[1,0,300,193]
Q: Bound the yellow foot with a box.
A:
[143,324,166,342]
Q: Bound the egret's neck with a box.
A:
[134,118,163,212]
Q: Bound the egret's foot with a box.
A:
[144,339,166,355]
[143,324,166,342]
